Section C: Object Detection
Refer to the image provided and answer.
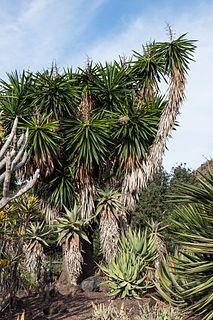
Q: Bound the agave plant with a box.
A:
[96,188,123,264]
[156,172,213,320]
[55,204,91,285]
[100,227,157,298]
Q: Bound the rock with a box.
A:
[80,276,101,292]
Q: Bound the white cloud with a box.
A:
[0,0,105,74]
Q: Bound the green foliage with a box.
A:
[64,114,111,168]
[92,303,128,320]
[100,227,157,298]
[111,97,163,169]
[55,204,91,244]
[26,221,50,247]
[92,302,185,320]
[96,188,122,217]
[0,71,33,126]
[133,164,197,228]
[89,61,133,107]
[133,167,169,226]
[40,164,76,210]
[154,33,196,73]
[20,115,60,167]
[30,66,80,118]
[157,172,213,320]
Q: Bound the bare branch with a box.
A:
[0,117,18,159]
[2,152,11,199]
[0,169,40,210]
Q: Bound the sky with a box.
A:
[0,0,212,172]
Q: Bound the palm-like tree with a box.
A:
[55,204,90,285]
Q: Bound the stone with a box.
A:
[80,276,101,292]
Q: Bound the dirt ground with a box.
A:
[1,290,153,320]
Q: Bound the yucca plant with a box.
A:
[96,188,122,264]
[157,172,213,320]
[112,96,163,215]
[55,204,91,285]
[100,227,157,298]
[20,114,60,177]
[0,70,33,127]
[30,66,80,118]
[24,221,50,282]
[64,111,111,219]
[139,33,196,191]
[39,164,76,224]
[120,33,196,220]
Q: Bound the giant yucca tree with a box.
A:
[119,34,196,218]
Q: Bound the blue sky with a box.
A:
[0,0,212,171]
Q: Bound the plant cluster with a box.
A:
[157,172,213,320]
[92,302,185,320]
[100,228,157,298]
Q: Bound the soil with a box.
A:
[0,290,153,320]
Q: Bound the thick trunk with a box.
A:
[58,238,83,291]
[100,212,120,264]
